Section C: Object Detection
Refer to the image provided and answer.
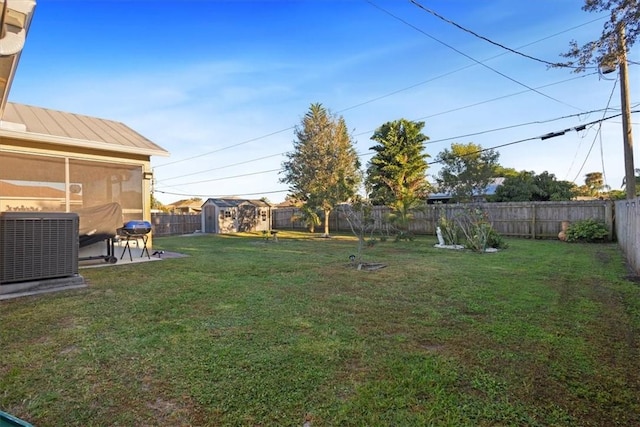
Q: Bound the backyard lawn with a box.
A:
[1,231,639,426]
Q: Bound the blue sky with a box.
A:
[9,0,639,204]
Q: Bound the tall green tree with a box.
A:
[492,171,577,202]
[435,142,500,202]
[366,119,430,207]
[280,103,361,236]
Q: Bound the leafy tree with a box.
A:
[150,194,168,212]
[280,103,361,236]
[365,119,430,207]
[291,204,321,233]
[584,171,610,196]
[493,166,519,178]
[492,171,538,202]
[536,172,578,200]
[559,0,638,73]
[605,189,627,200]
[493,171,577,202]
[435,143,500,202]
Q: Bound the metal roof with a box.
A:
[0,102,169,157]
[0,1,167,158]
[204,198,271,208]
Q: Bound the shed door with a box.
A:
[204,205,216,233]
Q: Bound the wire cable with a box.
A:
[570,79,618,183]
[154,127,294,169]
[409,0,595,70]
[428,111,631,166]
[155,111,636,197]
[154,11,605,172]
[155,188,289,199]
[365,0,583,111]
[158,152,287,183]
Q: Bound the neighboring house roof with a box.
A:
[0,180,81,200]
[167,199,202,212]
[274,199,297,208]
[0,102,169,158]
[429,177,506,200]
[203,198,271,208]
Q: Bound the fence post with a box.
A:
[531,204,536,239]
[604,201,614,240]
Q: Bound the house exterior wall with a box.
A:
[0,136,154,251]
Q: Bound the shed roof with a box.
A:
[204,198,271,208]
[0,102,169,157]
[428,177,506,200]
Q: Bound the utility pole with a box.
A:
[618,24,635,199]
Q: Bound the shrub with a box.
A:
[394,230,415,242]
[487,228,508,249]
[456,207,506,252]
[437,214,461,245]
[565,219,609,243]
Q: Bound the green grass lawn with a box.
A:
[1,231,639,426]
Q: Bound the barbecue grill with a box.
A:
[117,220,152,261]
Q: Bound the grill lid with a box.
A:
[119,220,152,236]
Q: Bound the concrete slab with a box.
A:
[0,275,86,300]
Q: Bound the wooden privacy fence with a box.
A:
[615,198,639,275]
[151,213,201,237]
[272,200,615,240]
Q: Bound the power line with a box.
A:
[366,0,583,111]
[159,152,287,183]
[339,15,606,115]
[154,126,294,169]
[408,0,594,70]
[156,112,636,198]
[425,107,618,145]
[427,112,632,166]
[570,79,619,183]
[352,73,597,138]
[159,168,281,187]
[156,188,289,199]
[160,75,599,184]
[157,103,622,188]
[154,7,602,172]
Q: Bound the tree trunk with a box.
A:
[323,208,331,237]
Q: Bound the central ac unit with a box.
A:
[0,212,79,284]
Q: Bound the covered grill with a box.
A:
[76,202,123,264]
[117,220,152,260]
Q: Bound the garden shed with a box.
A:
[201,198,271,234]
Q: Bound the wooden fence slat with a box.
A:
[271,200,614,240]
[151,213,201,237]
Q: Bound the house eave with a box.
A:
[0,127,170,157]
